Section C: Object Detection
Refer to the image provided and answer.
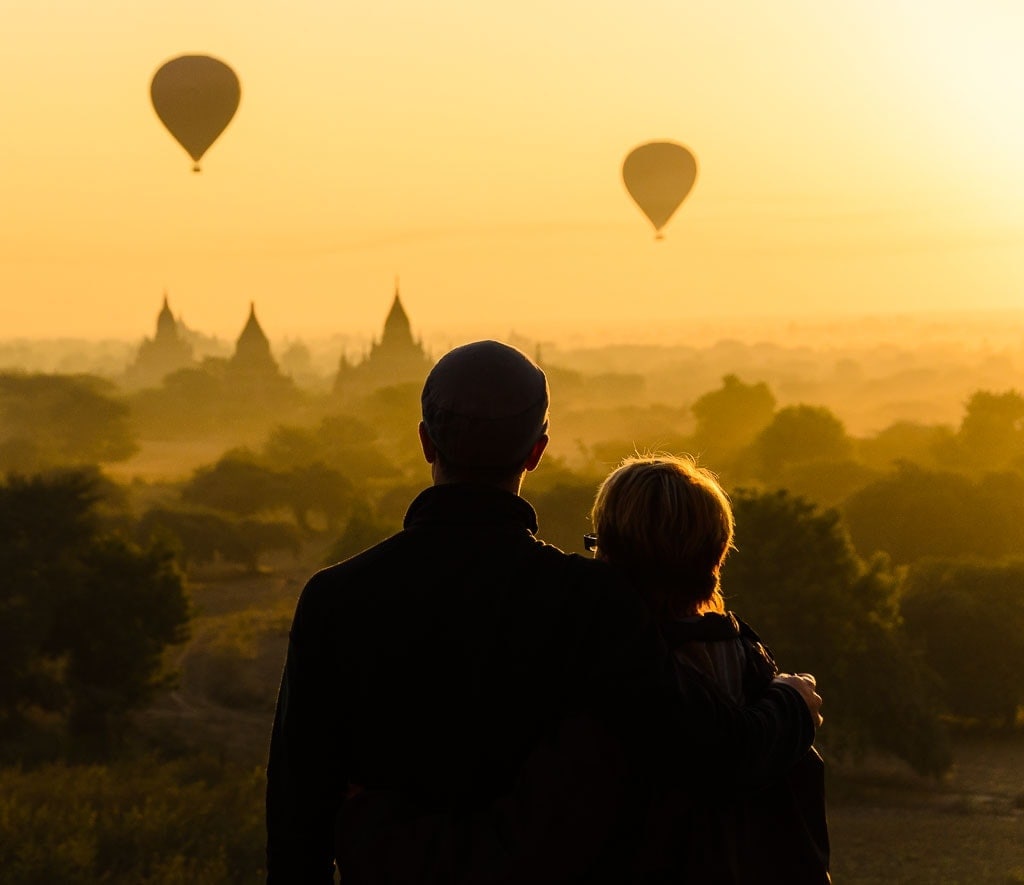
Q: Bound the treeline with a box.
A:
[5,361,1024,882]
[5,367,1024,766]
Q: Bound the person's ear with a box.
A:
[419,422,438,464]
[523,434,548,472]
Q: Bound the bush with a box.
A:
[0,754,264,883]
[0,471,189,748]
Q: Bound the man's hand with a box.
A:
[774,672,823,729]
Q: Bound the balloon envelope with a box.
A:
[622,141,697,236]
[151,55,240,171]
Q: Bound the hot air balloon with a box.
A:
[150,55,241,172]
[622,141,697,239]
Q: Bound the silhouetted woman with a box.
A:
[590,454,830,884]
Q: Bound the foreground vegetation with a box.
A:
[0,754,264,884]
[2,731,1022,883]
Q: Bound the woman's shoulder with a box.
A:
[660,611,740,645]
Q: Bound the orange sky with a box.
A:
[2,0,1023,342]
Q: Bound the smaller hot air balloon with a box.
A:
[150,54,241,172]
[622,141,698,239]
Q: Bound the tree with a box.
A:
[181,452,356,533]
[690,374,776,460]
[952,389,1024,473]
[326,502,399,564]
[282,462,354,532]
[724,489,950,775]
[0,470,99,728]
[181,451,283,518]
[138,508,301,572]
[50,536,188,741]
[902,559,1024,726]
[858,420,953,472]
[0,471,189,749]
[263,415,398,482]
[262,425,324,469]
[842,464,1024,564]
[0,373,137,473]
[768,458,878,508]
[752,405,853,476]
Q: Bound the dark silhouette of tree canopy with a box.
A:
[842,464,1024,564]
[325,502,399,565]
[0,471,188,748]
[278,463,354,532]
[752,404,853,475]
[181,452,282,517]
[181,451,355,532]
[262,415,398,483]
[51,536,188,740]
[952,389,1024,473]
[858,420,953,472]
[724,488,950,775]
[690,374,776,459]
[0,373,137,473]
[138,508,300,572]
[768,458,879,508]
[902,559,1024,726]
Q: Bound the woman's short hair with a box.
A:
[591,454,735,617]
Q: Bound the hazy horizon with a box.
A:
[5,303,1024,352]
[4,1,1023,340]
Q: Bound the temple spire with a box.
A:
[156,292,177,340]
[332,284,430,397]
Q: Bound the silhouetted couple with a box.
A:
[267,340,829,883]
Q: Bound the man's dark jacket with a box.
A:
[266,484,812,883]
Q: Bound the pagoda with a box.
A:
[123,294,195,388]
[333,284,432,398]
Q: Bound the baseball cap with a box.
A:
[421,340,549,469]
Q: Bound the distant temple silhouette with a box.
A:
[231,302,281,378]
[126,288,429,397]
[124,293,195,388]
[333,284,432,397]
[224,302,295,402]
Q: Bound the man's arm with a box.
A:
[266,580,346,884]
[335,714,635,885]
[330,577,820,882]
[334,675,821,884]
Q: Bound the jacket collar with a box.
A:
[660,611,742,646]
[404,483,539,535]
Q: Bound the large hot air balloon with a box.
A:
[622,141,698,239]
[150,55,241,172]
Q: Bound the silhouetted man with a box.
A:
[266,340,818,883]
